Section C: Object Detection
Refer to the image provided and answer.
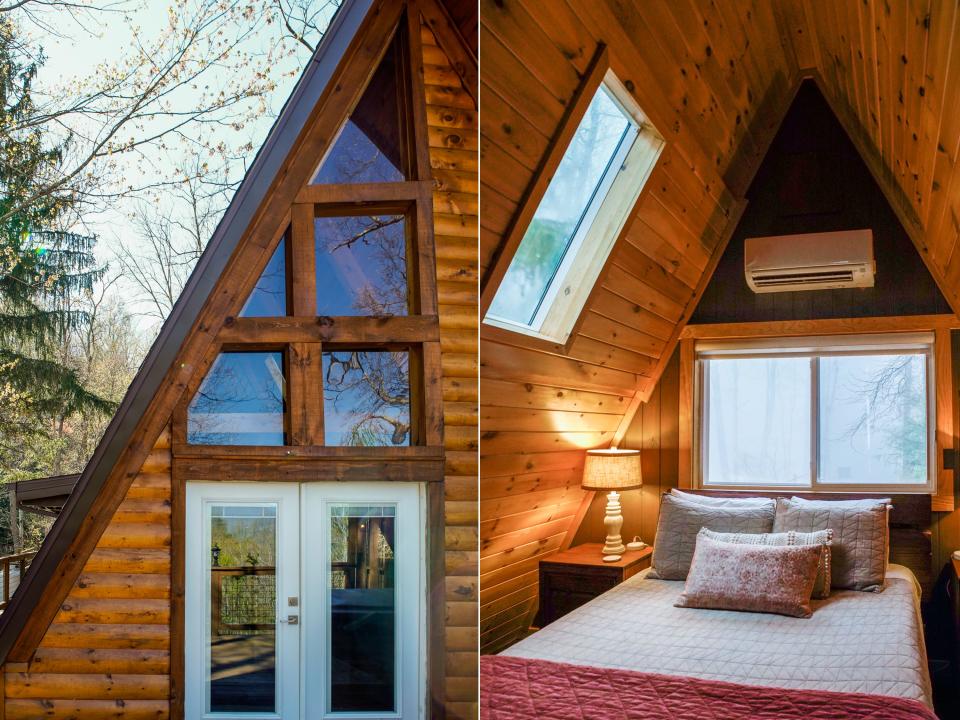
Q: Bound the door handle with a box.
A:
[278,615,299,625]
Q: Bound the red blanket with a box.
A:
[481,656,939,720]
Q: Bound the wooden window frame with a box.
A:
[173,38,443,462]
[677,316,959,511]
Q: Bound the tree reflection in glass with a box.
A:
[208,504,278,713]
[188,352,286,445]
[240,238,287,317]
[315,214,407,316]
[323,350,410,446]
[820,353,927,484]
[329,504,397,712]
[311,32,405,185]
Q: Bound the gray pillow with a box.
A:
[699,528,833,598]
[671,489,776,509]
[773,497,888,591]
[649,494,776,580]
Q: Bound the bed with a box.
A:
[482,491,939,719]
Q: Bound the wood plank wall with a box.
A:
[478,0,794,655]
[2,427,172,719]
[422,22,479,719]
[571,351,679,547]
[796,0,960,312]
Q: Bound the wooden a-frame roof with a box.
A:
[0,0,463,664]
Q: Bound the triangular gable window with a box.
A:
[240,235,288,317]
[311,30,407,184]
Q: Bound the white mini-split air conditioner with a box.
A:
[744,229,875,293]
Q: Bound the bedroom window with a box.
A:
[696,334,935,492]
[483,71,664,344]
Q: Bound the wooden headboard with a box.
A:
[681,490,933,598]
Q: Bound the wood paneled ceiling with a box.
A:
[479,0,960,653]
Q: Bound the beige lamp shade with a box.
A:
[581,448,643,490]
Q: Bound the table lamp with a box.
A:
[581,448,643,558]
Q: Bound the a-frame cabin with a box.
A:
[478,1,960,687]
[0,0,477,718]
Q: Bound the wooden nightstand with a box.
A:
[538,543,653,626]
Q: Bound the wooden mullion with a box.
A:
[288,342,324,446]
[414,182,439,315]
[218,315,440,344]
[291,203,317,317]
[295,180,428,206]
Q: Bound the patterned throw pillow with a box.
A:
[773,497,888,592]
[649,493,776,580]
[699,528,833,599]
[675,531,823,618]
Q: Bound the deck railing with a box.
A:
[0,550,37,610]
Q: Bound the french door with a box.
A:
[185,482,423,719]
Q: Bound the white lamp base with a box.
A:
[602,490,626,555]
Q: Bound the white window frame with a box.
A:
[483,70,665,345]
[694,333,937,493]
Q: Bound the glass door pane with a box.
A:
[208,504,279,713]
[329,505,397,712]
[186,483,300,720]
[303,482,421,718]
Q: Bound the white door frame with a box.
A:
[185,482,425,720]
[185,483,301,720]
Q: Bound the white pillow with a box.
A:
[789,496,891,508]
[671,489,775,509]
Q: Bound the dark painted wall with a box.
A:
[691,81,950,324]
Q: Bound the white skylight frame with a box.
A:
[484,70,665,345]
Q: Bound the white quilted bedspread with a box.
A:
[503,564,933,707]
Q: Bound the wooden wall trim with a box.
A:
[169,447,185,720]
[682,314,960,339]
[934,328,956,512]
[677,339,695,490]
[479,43,609,317]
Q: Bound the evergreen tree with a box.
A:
[0,18,112,419]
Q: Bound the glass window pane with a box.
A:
[487,85,635,327]
[819,354,928,484]
[323,350,410,446]
[315,215,407,316]
[704,357,811,486]
[188,352,286,445]
[329,504,396,712]
[240,238,287,317]
[312,34,404,184]
[208,503,278,713]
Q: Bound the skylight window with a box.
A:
[484,73,663,343]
